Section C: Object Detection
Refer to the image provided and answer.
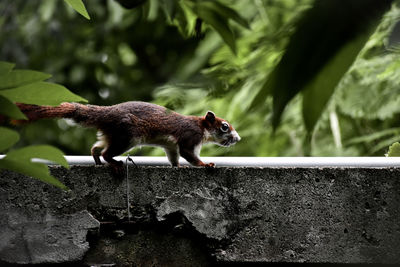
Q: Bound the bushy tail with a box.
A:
[15,102,77,122]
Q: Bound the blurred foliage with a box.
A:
[1,0,400,160]
[0,0,89,189]
[252,0,393,131]
[0,60,87,189]
[387,142,400,156]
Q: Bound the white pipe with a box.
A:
[2,155,399,167]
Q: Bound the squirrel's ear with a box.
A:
[205,111,215,123]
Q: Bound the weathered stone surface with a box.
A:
[1,165,400,265]
[0,208,99,264]
[156,182,230,240]
[217,168,400,263]
[84,229,212,266]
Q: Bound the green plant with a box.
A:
[0,0,90,189]
[251,0,394,132]
[386,142,400,156]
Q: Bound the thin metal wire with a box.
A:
[125,154,138,223]
[126,155,130,223]
[125,154,136,223]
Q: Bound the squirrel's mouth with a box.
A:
[220,135,241,147]
[220,140,232,147]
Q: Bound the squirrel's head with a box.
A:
[202,111,241,147]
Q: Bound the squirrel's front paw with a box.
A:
[205,162,215,168]
[109,161,125,177]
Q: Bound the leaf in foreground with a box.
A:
[0,81,87,106]
[0,145,69,190]
[0,61,15,76]
[0,127,19,152]
[252,0,393,130]
[302,33,369,132]
[0,96,27,119]
[0,70,51,90]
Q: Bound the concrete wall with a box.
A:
[1,165,400,266]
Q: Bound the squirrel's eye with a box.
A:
[221,122,229,132]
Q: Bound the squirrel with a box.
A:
[15,101,241,172]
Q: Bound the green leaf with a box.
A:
[0,81,87,106]
[250,74,274,110]
[198,1,249,29]
[0,61,15,76]
[5,145,69,168]
[0,96,27,119]
[302,33,369,132]
[251,0,393,129]
[0,127,19,152]
[0,145,70,190]
[194,4,236,54]
[64,0,90,20]
[0,158,67,190]
[0,70,52,90]
[387,142,400,157]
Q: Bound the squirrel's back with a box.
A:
[16,101,198,134]
[104,101,201,139]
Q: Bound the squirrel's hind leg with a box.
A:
[91,132,106,165]
[101,140,130,176]
[91,142,104,165]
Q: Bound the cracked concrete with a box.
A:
[0,209,99,264]
[1,165,400,265]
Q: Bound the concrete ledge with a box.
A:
[1,164,400,265]
[26,155,400,167]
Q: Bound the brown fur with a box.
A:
[16,103,76,121]
[16,101,240,171]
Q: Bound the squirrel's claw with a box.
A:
[205,162,215,168]
[109,161,124,177]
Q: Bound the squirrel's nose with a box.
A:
[232,131,241,143]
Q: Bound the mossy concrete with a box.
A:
[1,165,400,265]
